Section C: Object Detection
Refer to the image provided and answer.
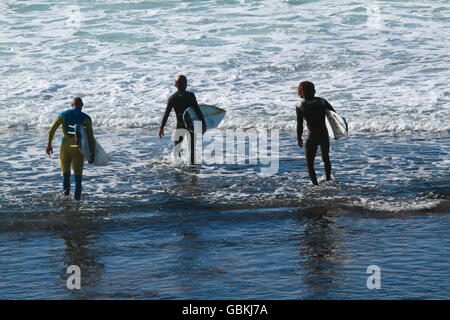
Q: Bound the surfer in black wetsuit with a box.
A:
[296,81,336,186]
[158,75,206,164]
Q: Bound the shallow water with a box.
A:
[0,0,449,299]
[0,130,448,214]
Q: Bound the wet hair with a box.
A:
[298,81,315,99]
[72,97,84,108]
[175,75,187,90]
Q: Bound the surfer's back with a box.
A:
[297,97,334,138]
[58,108,92,142]
[168,91,197,125]
[59,108,91,124]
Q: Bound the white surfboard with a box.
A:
[325,110,348,140]
[183,104,226,133]
[76,125,111,166]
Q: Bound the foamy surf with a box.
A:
[0,1,449,134]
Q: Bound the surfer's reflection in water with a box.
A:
[296,210,348,298]
[296,81,336,186]
[54,213,104,297]
[158,75,206,165]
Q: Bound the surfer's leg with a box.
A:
[189,131,195,165]
[173,135,184,158]
[304,139,319,186]
[59,143,72,195]
[73,175,82,201]
[71,148,84,201]
[62,173,71,196]
[320,138,332,181]
[174,136,184,145]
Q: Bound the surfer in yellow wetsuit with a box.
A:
[46,97,95,200]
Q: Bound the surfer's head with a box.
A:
[71,97,84,108]
[174,75,187,91]
[297,81,315,99]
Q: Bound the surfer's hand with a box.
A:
[46,144,53,156]
[88,155,95,164]
[158,128,164,139]
[297,139,303,148]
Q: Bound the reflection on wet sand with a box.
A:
[54,213,105,298]
[296,210,349,299]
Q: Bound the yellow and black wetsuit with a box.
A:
[296,97,335,185]
[48,107,95,200]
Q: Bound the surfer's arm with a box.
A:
[47,115,62,145]
[322,98,335,112]
[46,115,63,155]
[160,99,173,130]
[190,93,207,133]
[83,118,95,163]
[159,100,173,138]
[296,107,304,142]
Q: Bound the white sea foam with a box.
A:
[0,0,449,132]
[352,197,444,213]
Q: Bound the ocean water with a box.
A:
[0,0,449,299]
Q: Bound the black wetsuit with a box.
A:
[160,90,206,164]
[160,90,206,136]
[296,97,335,185]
